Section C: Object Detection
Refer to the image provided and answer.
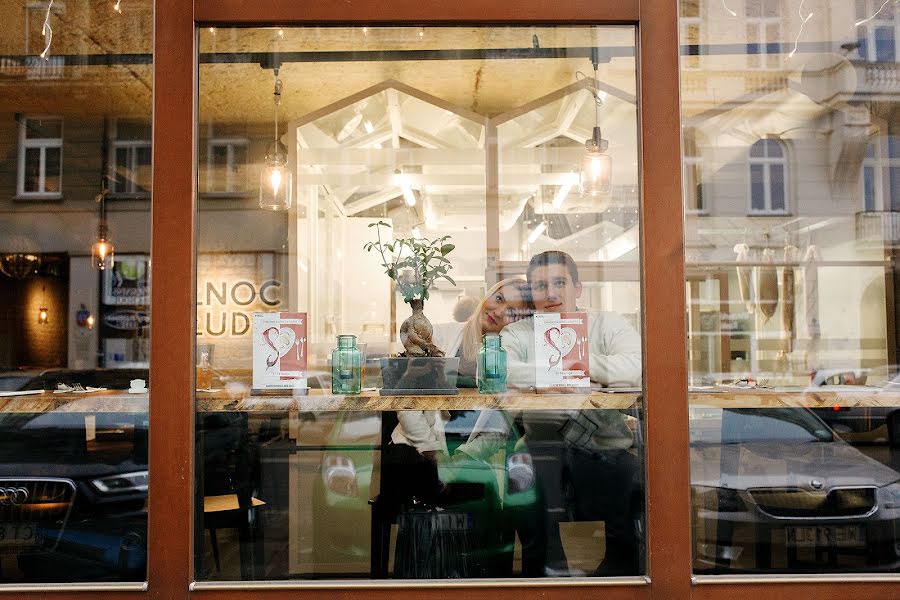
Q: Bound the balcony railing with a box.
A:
[855,210,900,246]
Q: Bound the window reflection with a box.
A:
[681,0,900,575]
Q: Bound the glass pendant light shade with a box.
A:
[580,126,612,197]
[259,139,292,210]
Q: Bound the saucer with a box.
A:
[128,388,148,394]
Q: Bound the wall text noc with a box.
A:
[197,280,281,337]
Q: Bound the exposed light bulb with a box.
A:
[278,28,284,38]
[92,237,114,271]
[418,28,425,38]
[113,0,122,13]
[362,26,368,35]
[86,314,95,329]
[260,72,292,210]
[527,221,547,244]
[38,307,48,325]
[260,150,292,210]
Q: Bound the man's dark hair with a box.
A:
[526,251,580,284]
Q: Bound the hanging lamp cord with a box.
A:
[273,68,283,145]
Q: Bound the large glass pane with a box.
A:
[681,0,900,575]
[0,1,152,584]
[196,26,644,582]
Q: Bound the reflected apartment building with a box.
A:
[680,0,900,384]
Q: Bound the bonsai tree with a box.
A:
[364,221,455,357]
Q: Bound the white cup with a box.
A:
[130,378,147,391]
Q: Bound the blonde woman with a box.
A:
[432,277,534,385]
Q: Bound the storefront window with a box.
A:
[681,0,900,574]
[196,25,644,581]
[0,0,152,584]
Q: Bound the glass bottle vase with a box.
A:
[332,335,362,394]
[477,333,507,393]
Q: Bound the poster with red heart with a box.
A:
[252,312,308,390]
[533,312,590,389]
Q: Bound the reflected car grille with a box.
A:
[750,487,876,519]
[0,478,77,550]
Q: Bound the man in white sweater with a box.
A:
[498,251,643,576]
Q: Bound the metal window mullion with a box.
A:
[38,146,46,193]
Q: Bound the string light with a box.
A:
[113,0,122,14]
[418,27,425,39]
[787,0,814,60]
[38,0,54,60]
[856,0,897,26]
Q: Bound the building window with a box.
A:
[745,0,781,69]
[206,138,249,194]
[862,136,900,212]
[748,138,788,214]
[680,0,703,69]
[17,116,62,198]
[857,0,898,62]
[109,119,152,196]
[683,128,707,213]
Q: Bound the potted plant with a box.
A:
[364,221,459,394]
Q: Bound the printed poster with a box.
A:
[533,312,590,389]
[252,312,308,390]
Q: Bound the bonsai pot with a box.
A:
[379,356,460,396]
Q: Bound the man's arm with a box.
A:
[589,312,643,387]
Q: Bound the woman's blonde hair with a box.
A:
[459,277,533,361]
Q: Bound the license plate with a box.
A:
[787,525,865,548]
[0,523,39,547]
[432,513,473,531]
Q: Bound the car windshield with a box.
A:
[692,408,834,444]
[722,409,833,443]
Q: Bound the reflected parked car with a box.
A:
[0,369,149,582]
[690,406,900,573]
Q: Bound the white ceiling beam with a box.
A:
[400,125,455,149]
[301,172,579,187]
[300,147,586,165]
[556,92,588,133]
[386,89,402,149]
[340,125,393,148]
[504,123,562,149]
[345,188,404,215]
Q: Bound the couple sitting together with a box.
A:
[381,250,644,577]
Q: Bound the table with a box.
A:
[3,387,900,413]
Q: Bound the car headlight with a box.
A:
[877,481,900,509]
[507,453,534,494]
[693,486,747,512]
[91,471,148,494]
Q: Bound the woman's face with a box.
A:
[480,285,527,333]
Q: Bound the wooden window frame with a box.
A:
[7,0,897,598]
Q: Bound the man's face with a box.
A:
[529,263,582,313]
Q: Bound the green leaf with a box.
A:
[440,244,455,255]
[444,275,456,286]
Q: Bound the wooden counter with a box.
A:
[1,387,899,414]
